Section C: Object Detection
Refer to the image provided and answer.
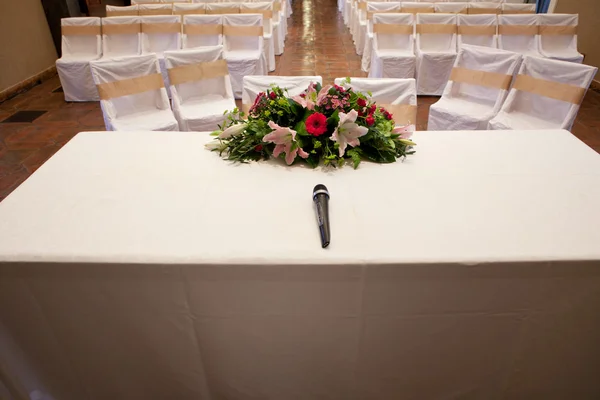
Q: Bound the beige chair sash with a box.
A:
[106,10,138,17]
[468,7,500,14]
[139,9,172,15]
[142,23,181,34]
[223,25,263,36]
[173,9,206,15]
[367,10,401,19]
[416,24,457,35]
[450,67,512,90]
[206,7,240,14]
[168,59,229,86]
[380,104,417,126]
[512,74,586,104]
[373,24,413,35]
[402,7,434,14]
[273,2,282,12]
[96,73,164,100]
[358,2,367,11]
[61,25,102,36]
[241,9,273,18]
[457,25,496,36]
[183,24,223,35]
[539,25,578,35]
[498,25,538,35]
[102,24,141,35]
[502,10,535,14]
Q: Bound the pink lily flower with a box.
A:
[316,85,333,106]
[331,109,369,157]
[292,82,319,110]
[263,121,309,165]
[392,125,413,140]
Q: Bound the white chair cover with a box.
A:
[458,14,497,50]
[131,0,162,3]
[401,2,435,14]
[56,17,102,102]
[335,77,418,130]
[503,0,528,3]
[138,4,173,15]
[369,13,416,80]
[242,75,323,111]
[489,56,597,131]
[501,3,536,14]
[106,5,139,17]
[434,3,468,14]
[182,15,223,48]
[271,0,285,56]
[471,0,502,3]
[538,14,584,64]
[102,16,142,59]
[360,2,402,71]
[428,44,521,131]
[498,14,541,58]
[222,14,268,99]
[205,3,241,14]
[172,3,205,16]
[415,13,458,95]
[89,54,179,131]
[468,2,501,15]
[165,46,236,131]
[192,0,215,3]
[240,3,276,72]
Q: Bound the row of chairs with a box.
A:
[428,44,597,131]
[362,13,583,95]
[56,14,273,102]
[130,0,294,17]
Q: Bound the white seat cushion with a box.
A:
[112,108,179,131]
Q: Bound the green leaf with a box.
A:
[346,148,362,169]
[295,120,309,136]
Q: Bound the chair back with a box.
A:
[538,14,579,55]
[501,3,536,14]
[416,13,457,52]
[102,16,142,58]
[458,14,497,49]
[498,14,539,54]
[240,2,274,36]
[106,5,139,17]
[141,15,182,55]
[401,2,435,15]
[242,75,323,112]
[366,2,402,21]
[138,4,173,15]
[222,14,263,52]
[183,15,223,48]
[173,3,205,16]
[60,17,102,58]
[434,2,468,14]
[372,13,414,51]
[206,3,241,14]
[468,2,501,15]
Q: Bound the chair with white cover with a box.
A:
[138,4,173,15]
[471,0,502,3]
[457,14,497,50]
[353,1,368,54]
[222,14,268,99]
[89,54,179,131]
[173,3,205,16]
[182,15,222,48]
[106,5,139,17]
[538,14,584,63]
[428,45,521,130]
[401,2,435,15]
[501,3,536,15]
[56,17,102,102]
[335,77,418,131]
[101,16,142,58]
[434,2,468,14]
[272,0,285,55]
[205,3,240,14]
[498,14,541,58]
[240,3,275,72]
[369,13,416,80]
[415,13,458,95]
[164,46,236,131]
[502,0,527,3]
[131,0,162,3]
[488,56,597,131]
[360,2,402,71]
[242,75,322,113]
[468,2,501,15]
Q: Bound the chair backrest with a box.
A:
[206,3,241,14]
[458,14,497,49]
[444,44,521,112]
[240,2,273,36]
[242,75,323,110]
[502,3,536,14]
[106,5,139,17]
[222,14,263,52]
[434,3,468,14]
[102,16,142,58]
[192,0,214,3]
[334,77,418,128]
[498,14,539,54]
[468,2,501,15]
[90,54,170,121]
[60,17,102,58]
[138,4,173,15]
[132,0,163,3]
[499,56,597,129]
[401,2,434,14]
[141,15,181,55]
[416,13,457,52]
[538,14,579,55]
[173,3,205,16]
[164,46,234,105]
[366,2,402,20]
[471,0,502,3]
[183,14,223,48]
[272,0,284,24]
[503,0,528,3]
[373,13,414,51]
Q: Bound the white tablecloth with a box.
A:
[1,129,600,400]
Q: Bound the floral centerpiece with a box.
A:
[206,79,415,168]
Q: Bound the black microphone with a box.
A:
[313,184,331,248]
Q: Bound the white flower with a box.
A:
[330,109,369,157]
[218,123,248,139]
[205,140,226,151]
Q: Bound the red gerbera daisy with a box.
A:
[305,112,328,136]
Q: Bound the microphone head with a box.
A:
[313,184,329,200]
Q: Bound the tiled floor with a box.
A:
[1,0,600,202]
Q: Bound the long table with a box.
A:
[1,129,600,400]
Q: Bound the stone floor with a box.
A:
[1,0,600,202]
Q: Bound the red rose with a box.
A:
[255,144,263,152]
[358,109,365,117]
[357,98,367,108]
[369,104,377,114]
[269,91,277,100]
[366,116,375,126]
[384,111,392,120]
[305,112,328,136]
